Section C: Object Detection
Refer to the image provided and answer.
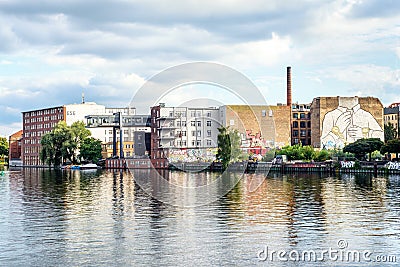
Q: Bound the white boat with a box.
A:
[80,163,99,169]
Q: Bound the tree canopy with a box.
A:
[343,138,384,161]
[381,139,400,159]
[216,126,244,169]
[40,121,102,167]
[79,137,102,163]
[384,122,397,142]
[0,137,8,157]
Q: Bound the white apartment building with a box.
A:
[155,105,221,149]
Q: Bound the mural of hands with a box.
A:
[335,111,352,130]
[347,126,363,140]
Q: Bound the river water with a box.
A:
[0,168,399,266]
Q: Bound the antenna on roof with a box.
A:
[82,91,85,104]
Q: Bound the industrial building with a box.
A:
[21,100,143,166]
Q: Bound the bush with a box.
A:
[314,150,330,162]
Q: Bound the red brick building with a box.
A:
[9,130,23,161]
[22,106,65,166]
[291,103,311,146]
[150,105,169,168]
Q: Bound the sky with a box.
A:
[0,0,399,137]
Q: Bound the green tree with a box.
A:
[381,139,400,159]
[79,137,102,163]
[384,122,397,142]
[40,121,73,167]
[216,126,243,169]
[0,137,8,157]
[343,138,384,161]
[69,121,91,163]
[40,133,56,166]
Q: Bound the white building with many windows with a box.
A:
[150,104,221,165]
[154,105,220,149]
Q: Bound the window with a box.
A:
[207,130,212,137]
[197,121,201,126]
[300,113,306,119]
[191,111,196,117]
[124,130,129,135]
[293,113,298,119]
[192,131,196,136]
[293,121,298,128]
[197,130,201,137]
[300,122,306,128]
[169,111,173,117]
[170,141,174,146]
[262,110,266,117]
[207,112,212,117]
[300,130,306,137]
[192,140,196,146]
[293,130,298,137]
[230,119,234,126]
[307,121,311,128]
[206,140,212,146]
[206,120,211,126]
[109,130,113,135]
[177,131,186,137]
[191,121,196,126]
[196,140,201,146]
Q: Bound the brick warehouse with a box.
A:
[219,105,291,153]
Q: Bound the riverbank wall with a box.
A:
[105,158,400,175]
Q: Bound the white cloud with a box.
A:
[0,122,22,137]
[0,0,400,135]
[324,64,400,105]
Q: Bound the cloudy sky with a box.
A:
[1,0,399,136]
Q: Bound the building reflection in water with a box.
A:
[3,168,400,266]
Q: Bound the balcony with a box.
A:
[156,116,176,120]
[157,135,176,140]
[157,125,178,129]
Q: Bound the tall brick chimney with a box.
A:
[287,66,292,107]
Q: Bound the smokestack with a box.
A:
[287,66,292,107]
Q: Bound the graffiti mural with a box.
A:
[321,97,384,149]
[385,162,400,170]
[240,130,272,155]
[168,148,217,163]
